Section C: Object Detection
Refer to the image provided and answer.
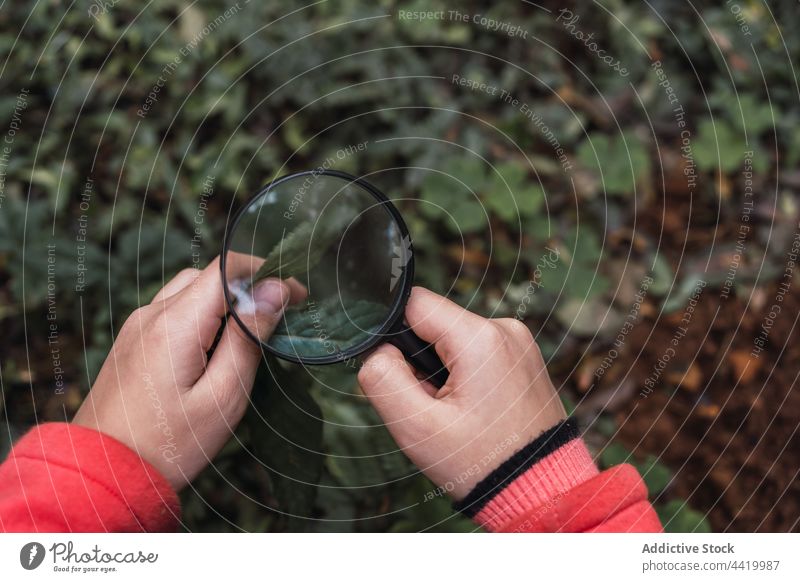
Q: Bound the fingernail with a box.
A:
[251,279,289,315]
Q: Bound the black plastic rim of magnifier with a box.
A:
[220,169,415,366]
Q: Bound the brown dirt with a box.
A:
[588,265,800,532]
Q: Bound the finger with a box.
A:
[358,344,435,425]
[210,252,308,311]
[227,278,292,343]
[200,278,290,411]
[169,254,304,352]
[151,268,199,303]
[222,251,307,304]
[403,286,489,366]
[162,256,230,351]
[284,277,309,304]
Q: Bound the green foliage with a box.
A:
[420,159,488,233]
[1,0,791,532]
[388,478,479,533]
[693,121,748,172]
[484,162,545,221]
[0,198,76,306]
[245,358,325,528]
[600,442,633,468]
[694,89,774,173]
[546,228,612,329]
[657,500,713,533]
[638,455,673,496]
[420,157,544,233]
[254,222,334,282]
[270,298,387,356]
[577,132,651,197]
[600,443,672,497]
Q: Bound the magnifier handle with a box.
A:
[207,317,227,359]
[388,324,449,389]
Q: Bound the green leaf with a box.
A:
[657,500,712,533]
[320,394,410,488]
[577,132,650,196]
[245,358,325,528]
[516,185,545,217]
[484,161,544,220]
[600,442,632,468]
[282,117,309,153]
[639,455,672,496]
[253,222,327,282]
[253,204,354,282]
[567,267,611,299]
[662,274,706,314]
[693,120,747,172]
[544,227,610,300]
[725,94,776,136]
[601,444,672,497]
[449,199,488,232]
[419,172,454,218]
[389,476,480,533]
[570,228,604,264]
[269,298,388,357]
[560,394,577,417]
[595,416,617,438]
[420,159,488,233]
[0,198,77,306]
[648,253,674,297]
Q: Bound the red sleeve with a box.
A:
[472,439,663,533]
[0,423,180,532]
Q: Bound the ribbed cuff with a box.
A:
[475,438,599,531]
[498,465,662,533]
[453,418,599,531]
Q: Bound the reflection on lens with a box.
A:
[224,172,410,361]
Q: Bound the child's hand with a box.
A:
[358,287,566,500]
[73,256,303,491]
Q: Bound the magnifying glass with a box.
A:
[220,170,449,388]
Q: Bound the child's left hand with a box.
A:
[73,256,302,491]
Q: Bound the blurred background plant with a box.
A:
[1,0,799,532]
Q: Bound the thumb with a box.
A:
[358,344,434,427]
[201,279,290,411]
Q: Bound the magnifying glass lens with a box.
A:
[223,173,409,362]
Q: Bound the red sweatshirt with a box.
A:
[0,421,661,533]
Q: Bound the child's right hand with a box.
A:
[358,287,566,501]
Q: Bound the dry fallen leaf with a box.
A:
[445,244,490,268]
[576,356,602,392]
[728,349,760,384]
[17,368,34,383]
[697,403,720,419]
[717,173,733,201]
[667,362,703,392]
